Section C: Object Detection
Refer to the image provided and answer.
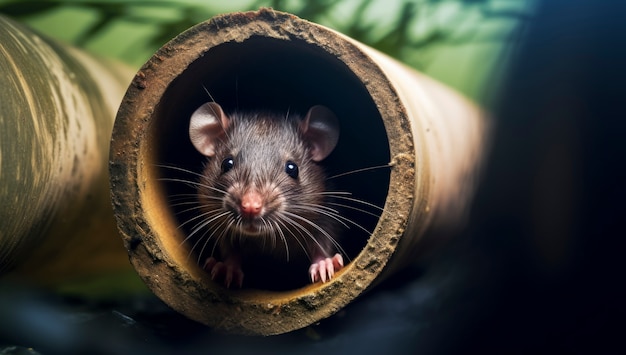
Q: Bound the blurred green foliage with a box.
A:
[0,0,533,104]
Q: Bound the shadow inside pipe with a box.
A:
[150,36,390,291]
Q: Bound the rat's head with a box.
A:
[188,102,340,238]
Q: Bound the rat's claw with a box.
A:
[203,257,217,271]
[319,260,328,283]
[309,253,344,284]
[224,270,233,288]
[225,265,244,288]
[332,253,344,269]
[209,261,225,280]
[203,256,244,288]
[309,263,320,283]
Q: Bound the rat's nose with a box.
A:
[240,190,263,217]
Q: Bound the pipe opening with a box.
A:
[150,36,390,291]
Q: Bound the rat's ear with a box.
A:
[300,105,340,162]
[189,102,230,157]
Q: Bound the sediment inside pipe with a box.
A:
[110,9,482,335]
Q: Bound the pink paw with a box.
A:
[309,253,344,283]
[203,256,244,288]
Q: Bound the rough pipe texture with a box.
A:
[0,14,134,285]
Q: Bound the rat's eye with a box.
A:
[221,157,234,173]
[285,160,299,179]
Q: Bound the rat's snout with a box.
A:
[240,190,264,218]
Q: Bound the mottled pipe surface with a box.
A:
[110,9,486,335]
[0,15,134,285]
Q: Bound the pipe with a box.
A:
[0,14,135,288]
[109,9,486,335]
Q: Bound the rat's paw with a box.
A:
[203,256,244,288]
[309,253,344,283]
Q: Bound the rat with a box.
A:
[188,101,345,288]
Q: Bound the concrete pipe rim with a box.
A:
[110,9,415,335]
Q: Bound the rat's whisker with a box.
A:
[324,193,385,212]
[326,163,391,180]
[195,217,231,265]
[159,177,227,195]
[206,219,235,262]
[259,218,271,251]
[188,214,230,262]
[294,203,375,236]
[282,211,349,262]
[272,219,290,261]
[156,164,206,178]
[170,202,217,214]
[281,212,327,252]
[276,214,312,261]
[292,203,350,229]
[166,193,201,201]
[184,210,230,245]
[180,208,228,233]
[170,201,221,211]
[262,218,275,251]
[326,202,384,219]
